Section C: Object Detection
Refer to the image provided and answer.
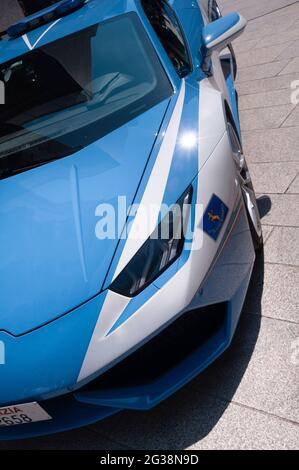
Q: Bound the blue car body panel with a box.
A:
[0,291,108,404]
[0,0,255,439]
[0,99,170,335]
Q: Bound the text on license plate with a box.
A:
[0,402,52,427]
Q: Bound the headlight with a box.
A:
[110,186,193,297]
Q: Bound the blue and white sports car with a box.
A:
[0,0,262,439]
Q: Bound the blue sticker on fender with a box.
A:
[203,194,228,241]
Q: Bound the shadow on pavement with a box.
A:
[257,196,272,219]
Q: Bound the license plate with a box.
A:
[0,402,52,427]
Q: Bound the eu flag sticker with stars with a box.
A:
[202,194,229,241]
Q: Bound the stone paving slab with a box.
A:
[89,390,299,450]
[237,43,293,69]
[239,104,294,130]
[259,224,274,243]
[244,28,299,50]
[239,88,296,110]
[287,174,299,192]
[237,73,299,96]
[237,60,291,82]
[248,162,299,193]
[282,104,299,126]
[277,39,299,60]
[244,263,299,323]
[264,227,299,265]
[279,57,299,75]
[242,127,299,163]
[256,193,299,226]
[191,314,299,423]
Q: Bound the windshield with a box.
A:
[0,12,172,179]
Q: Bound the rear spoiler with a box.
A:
[0,0,86,40]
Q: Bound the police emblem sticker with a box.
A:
[203,194,229,241]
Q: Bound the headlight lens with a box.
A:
[110,186,193,297]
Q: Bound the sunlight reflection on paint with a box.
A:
[179,131,198,150]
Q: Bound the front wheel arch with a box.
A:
[226,120,263,251]
[224,100,242,149]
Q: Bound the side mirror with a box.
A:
[202,12,247,72]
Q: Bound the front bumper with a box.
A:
[0,197,255,440]
[0,395,118,441]
[75,198,255,410]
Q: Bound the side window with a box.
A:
[209,0,222,21]
[198,0,222,22]
[141,0,191,77]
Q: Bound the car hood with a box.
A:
[0,99,169,335]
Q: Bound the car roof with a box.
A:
[0,0,200,64]
[0,0,139,64]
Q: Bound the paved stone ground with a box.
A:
[1,0,298,450]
